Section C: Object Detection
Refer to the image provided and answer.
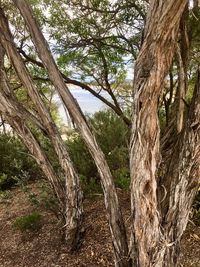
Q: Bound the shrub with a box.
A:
[25,181,60,218]
[13,212,42,232]
[80,175,102,197]
[113,168,130,190]
[0,134,41,190]
[66,110,130,189]
[67,135,97,180]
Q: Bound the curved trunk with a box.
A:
[0,75,65,209]
[0,14,83,250]
[12,1,130,265]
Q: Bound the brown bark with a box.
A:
[129,1,187,266]
[158,69,200,267]
[12,1,130,266]
[0,13,83,250]
[176,45,187,133]
[176,5,189,133]
[0,55,65,210]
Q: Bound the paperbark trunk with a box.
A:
[0,15,83,250]
[12,1,130,265]
[0,63,64,209]
[129,1,187,266]
[157,69,200,267]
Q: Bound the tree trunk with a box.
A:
[12,1,130,265]
[129,1,187,266]
[158,69,200,267]
[0,15,83,250]
[0,79,65,210]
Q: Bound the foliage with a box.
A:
[66,133,96,180]
[43,0,144,83]
[80,175,102,197]
[113,167,130,189]
[66,110,130,189]
[0,190,12,203]
[28,181,59,216]
[0,134,41,190]
[13,212,42,232]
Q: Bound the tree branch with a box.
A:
[18,48,131,126]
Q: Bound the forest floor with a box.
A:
[0,181,200,267]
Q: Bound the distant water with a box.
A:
[57,88,110,123]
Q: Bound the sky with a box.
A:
[56,88,110,124]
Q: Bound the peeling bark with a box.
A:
[176,5,189,133]
[10,1,130,265]
[1,1,198,266]
[129,1,187,266]
[176,45,187,133]
[0,14,83,250]
[0,53,65,210]
[158,69,200,266]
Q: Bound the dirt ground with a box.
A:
[0,182,200,267]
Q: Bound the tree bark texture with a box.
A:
[159,70,200,267]
[129,1,187,266]
[0,51,65,209]
[12,1,130,265]
[176,4,189,133]
[1,1,198,267]
[0,13,83,250]
[176,45,187,133]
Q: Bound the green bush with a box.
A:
[67,134,97,180]
[13,212,42,232]
[113,168,130,189]
[0,173,10,189]
[80,175,102,197]
[89,110,130,156]
[1,110,130,195]
[66,110,130,190]
[0,134,41,190]
[28,182,59,215]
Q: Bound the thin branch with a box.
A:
[19,48,131,126]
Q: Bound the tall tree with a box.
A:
[4,1,131,266]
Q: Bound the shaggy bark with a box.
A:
[0,13,83,250]
[158,69,200,266]
[176,5,189,133]
[12,1,130,266]
[0,51,65,209]
[176,45,187,133]
[129,1,187,266]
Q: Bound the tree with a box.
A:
[0,0,199,266]
[0,1,130,266]
[0,36,83,250]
